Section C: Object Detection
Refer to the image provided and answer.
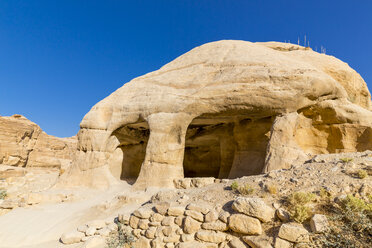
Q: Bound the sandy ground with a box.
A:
[0,182,155,248]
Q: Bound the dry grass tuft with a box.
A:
[286,191,316,223]
[265,183,278,195]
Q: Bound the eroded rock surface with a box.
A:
[61,40,372,189]
[0,114,77,170]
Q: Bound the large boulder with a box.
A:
[60,40,372,189]
[0,115,77,170]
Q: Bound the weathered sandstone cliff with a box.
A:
[61,40,372,189]
[0,114,77,169]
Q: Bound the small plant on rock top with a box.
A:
[340,157,353,164]
[0,189,6,200]
[231,181,239,191]
[357,169,368,179]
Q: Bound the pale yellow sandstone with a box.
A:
[229,214,262,235]
[59,40,372,189]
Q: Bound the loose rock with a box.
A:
[229,214,262,235]
[185,209,204,222]
[60,231,85,244]
[187,203,211,214]
[242,235,273,248]
[232,197,275,222]
[168,206,185,216]
[276,209,290,222]
[183,216,202,234]
[133,207,153,219]
[310,214,329,233]
[205,210,219,223]
[201,220,228,231]
[278,223,309,243]
[87,220,106,230]
[82,236,106,248]
[154,202,171,215]
[129,215,140,229]
[229,238,249,248]
[274,238,293,248]
[196,230,227,243]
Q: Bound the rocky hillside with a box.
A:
[0,114,77,170]
[56,151,372,248]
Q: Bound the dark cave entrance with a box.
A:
[183,115,273,179]
[110,120,149,185]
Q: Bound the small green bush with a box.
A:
[357,169,368,179]
[290,205,312,223]
[0,189,6,200]
[310,194,372,247]
[319,188,331,200]
[286,191,316,223]
[336,195,372,234]
[231,181,239,191]
[342,194,372,213]
[340,157,353,163]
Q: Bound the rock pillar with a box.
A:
[218,127,236,179]
[134,113,194,189]
[263,112,308,172]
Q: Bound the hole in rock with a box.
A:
[183,115,273,179]
[109,121,149,184]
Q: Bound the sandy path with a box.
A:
[0,184,153,248]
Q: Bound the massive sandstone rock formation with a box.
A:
[0,114,77,169]
[61,40,372,189]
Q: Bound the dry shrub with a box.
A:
[311,194,372,247]
[231,181,239,191]
[289,192,316,206]
[238,183,255,195]
[287,191,316,223]
[265,183,278,195]
[107,223,135,248]
[319,188,332,201]
[230,181,255,195]
[291,205,312,223]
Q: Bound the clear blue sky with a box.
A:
[1,1,371,137]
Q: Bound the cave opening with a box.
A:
[109,121,149,185]
[183,115,273,179]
